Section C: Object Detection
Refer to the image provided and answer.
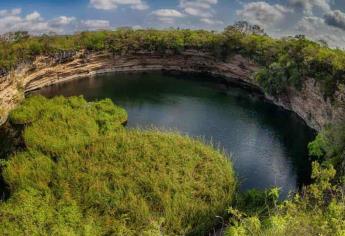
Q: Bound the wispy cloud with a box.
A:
[236,2,292,26]
[90,0,149,11]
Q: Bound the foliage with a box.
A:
[308,121,345,167]
[0,26,344,99]
[0,96,236,235]
[256,63,288,96]
[225,162,345,236]
[231,188,280,218]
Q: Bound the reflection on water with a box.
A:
[32,71,315,198]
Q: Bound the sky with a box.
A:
[0,0,344,48]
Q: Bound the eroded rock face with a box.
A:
[270,78,344,131]
[0,50,344,131]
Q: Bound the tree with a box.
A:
[318,39,328,47]
[1,31,30,42]
[225,21,265,35]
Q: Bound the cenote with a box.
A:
[28,72,315,198]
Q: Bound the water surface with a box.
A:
[33,72,315,198]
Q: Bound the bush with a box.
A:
[225,163,345,236]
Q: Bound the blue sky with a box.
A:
[0,0,344,48]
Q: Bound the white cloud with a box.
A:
[324,10,345,31]
[151,9,184,25]
[289,0,331,15]
[131,2,149,10]
[80,20,111,30]
[236,1,292,26]
[49,16,76,28]
[293,16,345,48]
[25,11,42,21]
[234,1,345,48]
[151,9,184,18]
[90,0,149,10]
[184,7,212,18]
[177,0,225,28]
[0,8,115,34]
[200,18,223,25]
[0,8,77,34]
[179,0,218,18]
[179,0,218,9]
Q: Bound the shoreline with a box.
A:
[1,51,342,131]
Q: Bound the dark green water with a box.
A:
[31,72,315,198]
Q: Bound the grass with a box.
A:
[0,95,236,235]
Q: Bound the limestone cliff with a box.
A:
[0,50,344,130]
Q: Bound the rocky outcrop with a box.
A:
[268,78,345,131]
[0,50,344,130]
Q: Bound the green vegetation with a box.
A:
[225,162,345,236]
[309,121,345,172]
[0,24,345,235]
[0,96,236,235]
[1,24,344,98]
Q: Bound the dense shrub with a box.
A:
[308,121,345,177]
[0,96,236,235]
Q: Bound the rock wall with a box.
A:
[0,50,344,130]
[269,78,344,131]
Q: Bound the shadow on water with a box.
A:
[24,71,316,198]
